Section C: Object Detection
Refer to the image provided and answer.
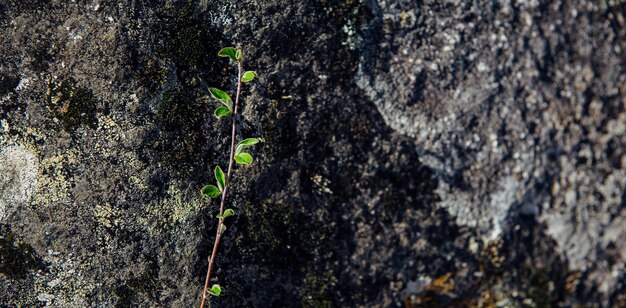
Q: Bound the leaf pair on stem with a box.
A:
[200,166,225,199]
[200,136,260,200]
[209,48,257,120]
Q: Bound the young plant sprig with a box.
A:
[199,46,259,308]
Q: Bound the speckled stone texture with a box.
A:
[357,0,626,297]
[1,0,625,307]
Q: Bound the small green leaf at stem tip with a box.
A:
[235,153,253,165]
[208,87,232,111]
[208,284,222,296]
[200,185,221,198]
[214,106,231,118]
[218,47,237,62]
[216,208,235,219]
[235,138,260,155]
[214,166,226,192]
[235,49,243,60]
[241,71,257,83]
[238,138,260,146]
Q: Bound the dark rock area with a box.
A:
[0,0,624,307]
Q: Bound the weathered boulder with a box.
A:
[1,0,624,307]
[357,0,625,298]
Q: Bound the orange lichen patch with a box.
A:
[475,289,496,308]
[403,273,459,308]
[426,272,455,294]
[480,239,505,270]
[615,293,626,308]
[565,271,581,296]
[59,101,71,114]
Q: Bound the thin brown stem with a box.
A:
[200,61,243,308]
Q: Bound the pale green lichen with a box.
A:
[302,270,337,308]
[139,181,204,235]
[31,149,80,208]
[93,203,122,229]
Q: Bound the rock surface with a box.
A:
[357,0,626,294]
[0,0,624,307]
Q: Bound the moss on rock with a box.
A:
[155,3,223,75]
[154,88,210,171]
[134,58,167,95]
[0,224,45,279]
[45,79,98,131]
[0,74,19,97]
[156,89,198,131]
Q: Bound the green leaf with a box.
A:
[241,71,257,83]
[200,185,221,198]
[208,284,222,296]
[235,138,260,155]
[216,208,235,219]
[237,138,260,146]
[235,153,253,165]
[235,49,243,60]
[214,106,231,118]
[218,47,237,61]
[208,87,233,111]
[208,87,230,102]
[214,166,226,192]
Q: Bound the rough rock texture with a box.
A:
[357,0,626,293]
[0,0,624,307]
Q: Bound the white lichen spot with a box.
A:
[311,175,333,194]
[0,119,9,132]
[16,77,29,91]
[0,144,38,221]
[477,62,489,72]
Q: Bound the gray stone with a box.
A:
[1,0,624,307]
